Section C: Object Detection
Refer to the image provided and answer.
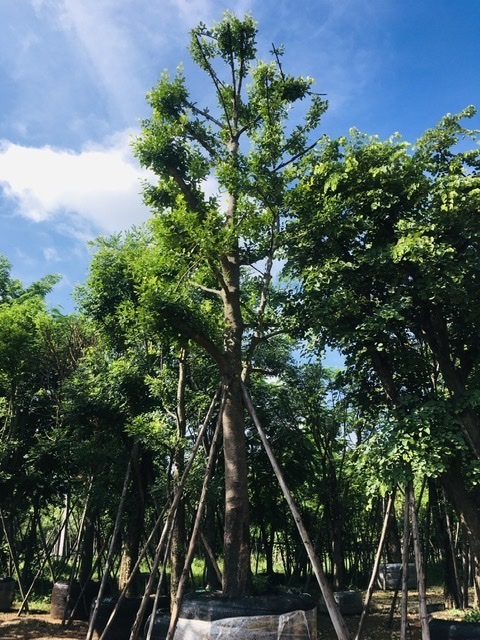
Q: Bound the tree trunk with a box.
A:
[221,374,252,596]
[429,480,461,608]
[331,502,346,591]
[170,348,187,605]
[420,304,480,460]
[118,445,146,597]
[79,507,96,586]
[220,247,252,597]
[440,457,480,566]
[385,498,402,563]
[203,499,222,590]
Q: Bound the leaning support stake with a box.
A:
[128,386,223,640]
[0,509,28,612]
[63,480,94,626]
[408,482,431,640]
[86,449,135,640]
[355,490,395,640]
[242,383,351,640]
[400,488,409,640]
[17,514,66,616]
[162,405,223,640]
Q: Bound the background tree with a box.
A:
[285,107,480,589]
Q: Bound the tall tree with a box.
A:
[285,107,480,561]
[126,12,327,596]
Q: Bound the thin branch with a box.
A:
[193,282,223,297]
[186,100,224,129]
[193,33,234,139]
[271,43,286,81]
[273,138,320,172]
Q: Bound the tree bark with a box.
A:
[221,374,252,595]
[118,445,146,597]
[408,482,430,639]
[420,304,480,460]
[169,348,187,605]
[219,248,252,596]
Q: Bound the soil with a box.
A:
[0,589,459,639]
[0,610,88,640]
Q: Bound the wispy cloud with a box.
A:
[29,0,229,129]
[0,131,150,235]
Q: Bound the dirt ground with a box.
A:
[0,610,88,640]
[0,590,448,639]
[0,612,420,640]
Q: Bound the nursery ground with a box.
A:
[0,587,457,640]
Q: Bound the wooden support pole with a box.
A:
[86,449,134,640]
[400,488,409,640]
[242,383,351,640]
[408,482,430,640]
[127,387,222,640]
[17,513,67,616]
[355,490,395,640]
[0,509,28,611]
[162,407,223,640]
[63,480,94,625]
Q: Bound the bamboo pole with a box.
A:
[242,383,351,640]
[86,449,134,640]
[400,488,409,640]
[355,490,395,640]
[162,407,223,640]
[127,387,222,640]
[408,482,430,639]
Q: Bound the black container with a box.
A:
[89,596,159,640]
[51,580,101,620]
[144,610,170,640]
[377,562,417,590]
[0,577,15,611]
[176,592,317,640]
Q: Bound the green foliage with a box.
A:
[131,12,328,362]
[464,608,480,623]
[285,106,480,486]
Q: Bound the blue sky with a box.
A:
[1,0,480,316]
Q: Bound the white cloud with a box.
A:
[0,131,150,235]
[43,247,61,262]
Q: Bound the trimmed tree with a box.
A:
[130,12,327,596]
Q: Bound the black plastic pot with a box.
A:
[89,596,162,640]
[176,592,317,639]
[0,577,15,611]
[179,591,315,620]
[377,563,417,590]
[319,590,363,615]
[50,580,101,620]
[429,617,480,639]
[144,611,170,640]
